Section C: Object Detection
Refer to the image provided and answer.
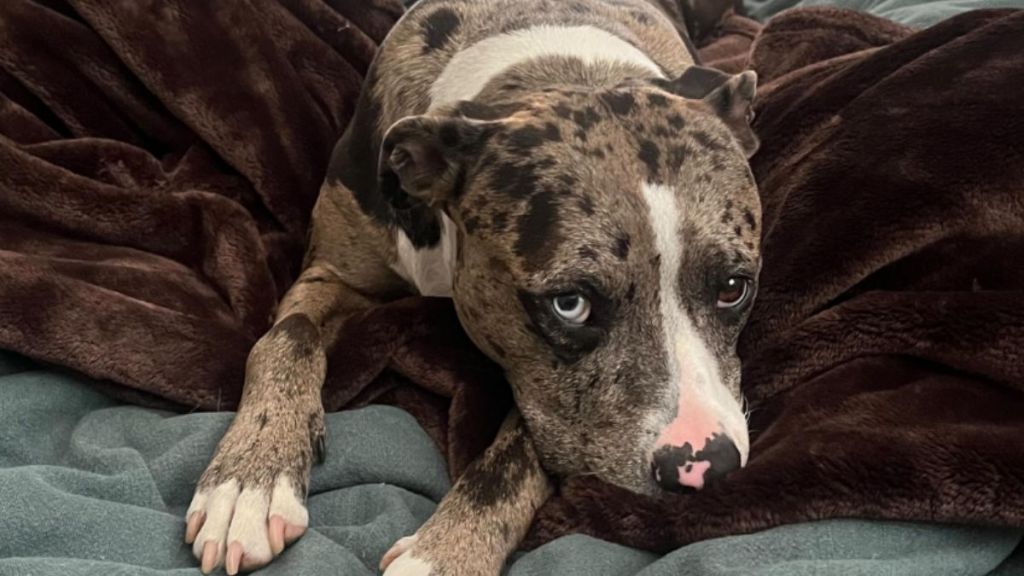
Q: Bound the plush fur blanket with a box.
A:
[1,0,1022,552]
[528,7,1024,549]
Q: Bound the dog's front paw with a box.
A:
[186,475,307,574]
[381,532,500,576]
[184,407,324,574]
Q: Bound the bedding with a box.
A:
[2,351,1022,576]
[2,0,1024,565]
[742,0,1024,26]
[527,5,1024,549]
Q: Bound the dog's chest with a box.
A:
[391,214,458,297]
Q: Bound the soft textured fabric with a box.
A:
[0,0,395,407]
[0,0,401,410]
[1,351,1022,576]
[743,0,1024,25]
[0,0,510,484]
[2,0,1024,555]
[526,6,1024,550]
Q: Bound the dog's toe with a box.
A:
[381,535,418,571]
[188,479,237,573]
[186,476,307,575]
[383,546,435,576]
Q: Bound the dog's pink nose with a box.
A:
[650,416,740,492]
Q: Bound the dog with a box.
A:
[183,0,761,573]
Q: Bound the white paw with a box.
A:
[185,475,308,575]
[381,535,418,571]
[383,546,435,576]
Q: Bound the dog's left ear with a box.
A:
[379,115,494,206]
[657,66,759,158]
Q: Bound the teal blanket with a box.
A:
[744,0,1024,26]
[1,351,1022,575]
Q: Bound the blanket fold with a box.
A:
[1,0,1022,553]
[527,7,1024,549]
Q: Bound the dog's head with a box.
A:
[379,67,761,495]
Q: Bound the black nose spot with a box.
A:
[651,443,696,493]
[701,434,741,485]
[650,434,741,492]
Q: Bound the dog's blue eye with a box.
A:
[716,277,751,309]
[552,294,591,324]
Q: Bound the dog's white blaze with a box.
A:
[392,213,458,297]
[429,25,664,109]
[640,182,749,465]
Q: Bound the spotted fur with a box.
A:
[188,1,762,574]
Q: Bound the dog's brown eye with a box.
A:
[552,294,591,324]
[716,277,751,309]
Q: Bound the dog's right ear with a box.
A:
[656,66,760,157]
[379,115,497,207]
[655,65,734,100]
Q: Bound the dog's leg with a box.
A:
[382,410,554,576]
[183,269,367,575]
[184,185,401,575]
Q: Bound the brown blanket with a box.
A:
[2,0,1023,553]
[528,7,1024,549]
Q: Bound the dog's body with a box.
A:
[184,1,762,574]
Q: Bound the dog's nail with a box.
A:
[184,512,204,544]
[284,521,305,544]
[225,542,243,575]
[200,540,219,574]
[380,546,399,571]
[315,434,326,464]
[268,515,286,555]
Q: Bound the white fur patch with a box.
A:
[383,549,435,576]
[187,476,309,566]
[268,475,309,527]
[429,25,664,109]
[381,535,418,572]
[191,479,240,559]
[391,213,458,297]
[640,182,749,465]
[226,488,273,564]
